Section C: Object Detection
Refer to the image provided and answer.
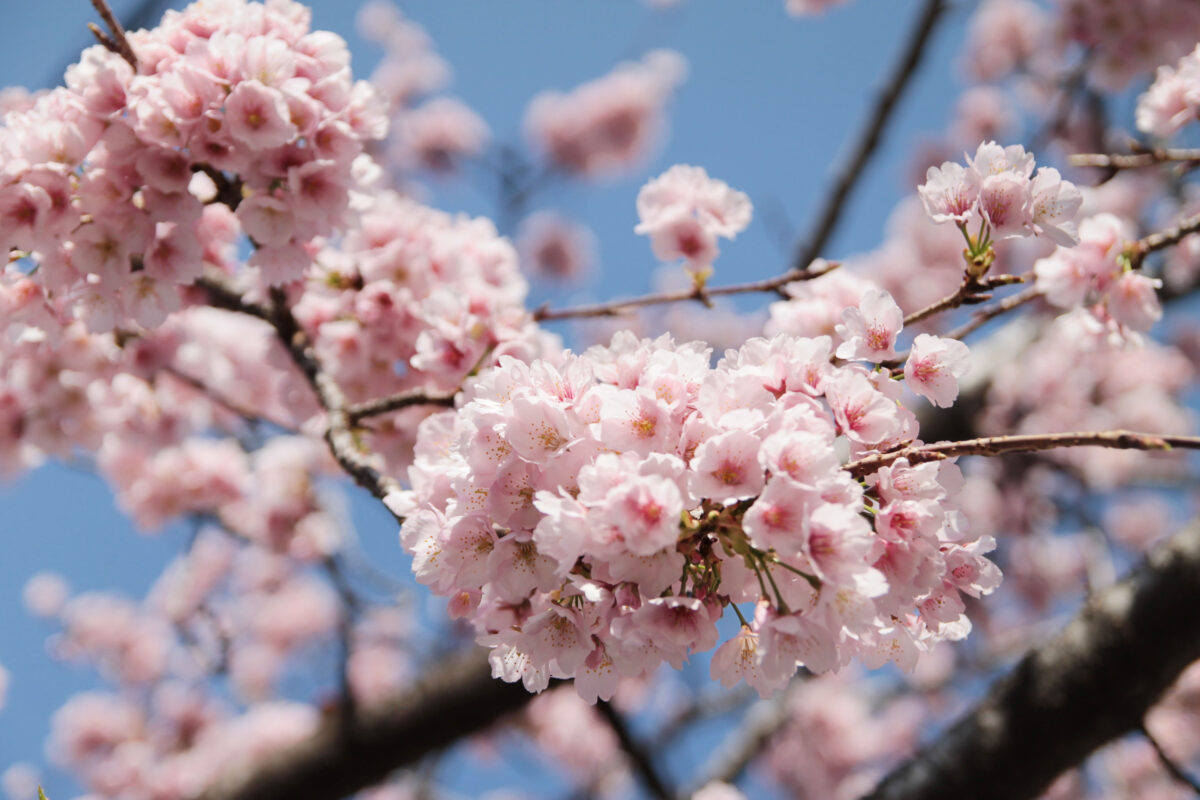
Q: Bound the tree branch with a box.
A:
[88,0,137,68]
[862,519,1200,800]
[1127,210,1200,270]
[903,274,1025,328]
[532,258,840,322]
[1069,148,1200,170]
[196,276,404,517]
[346,389,457,424]
[941,285,1042,342]
[790,0,946,272]
[595,701,675,800]
[197,651,546,800]
[844,430,1200,479]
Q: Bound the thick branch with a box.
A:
[790,0,946,271]
[844,430,1200,479]
[198,651,543,800]
[533,259,840,322]
[862,520,1200,800]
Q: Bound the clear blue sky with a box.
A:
[0,1,975,796]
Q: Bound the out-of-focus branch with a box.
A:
[844,430,1200,478]
[689,687,796,792]
[1141,723,1200,795]
[862,519,1200,800]
[1069,148,1200,170]
[532,258,840,321]
[790,0,946,272]
[595,701,675,800]
[197,651,547,800]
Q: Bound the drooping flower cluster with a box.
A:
[1033,213,1163,335]
[918,142,1082,246]
[525,50,687,177]
[1137,43,1200,139]
[0,0,387,333]
[635,164,752,272]
[395,329,998,703]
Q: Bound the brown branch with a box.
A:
[88,0,137,68]
[196,276,404,517]
[533,258,840,322]
[595,701,675,800]
[1069,148,1200,170]
[790,0,946,272]
[1127,210,1200,270]
[844,430,1200,479]
[903,274,1025,328]
[346,389,457,424]
[197,651,549,800]
[862,519,1200,800]
[942,285,1042,342]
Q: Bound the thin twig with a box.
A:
[346,389,457,424]
[790,0,946,271]
[1127,210,1200,270]
[903,274,1025,328]
[1140,723,1200,795]
[196,275,404,519]
[943,285,1042,342]
[595,701,675,800]
[844,430,1200,479]
[533,259,840,322]
[1069,148,1200,170]
[88,0,138,68]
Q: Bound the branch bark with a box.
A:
[862,520,1200,800]
[197,651,544,800]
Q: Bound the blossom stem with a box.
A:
[729,602,750,628]
[758,554,791,614]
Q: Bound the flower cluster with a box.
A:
[394,329,998,703]
[525,50,686,177]
[1137,43,1200,139]
[0,0,387,333]
[1033,213,1163,335]
[918,142,1082,247]
[635,164,752,272]
[295,188,557,474]
[1057,0,1200,90]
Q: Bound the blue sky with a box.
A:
[0,1,978,796]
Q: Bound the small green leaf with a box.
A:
[38,788,50,800]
